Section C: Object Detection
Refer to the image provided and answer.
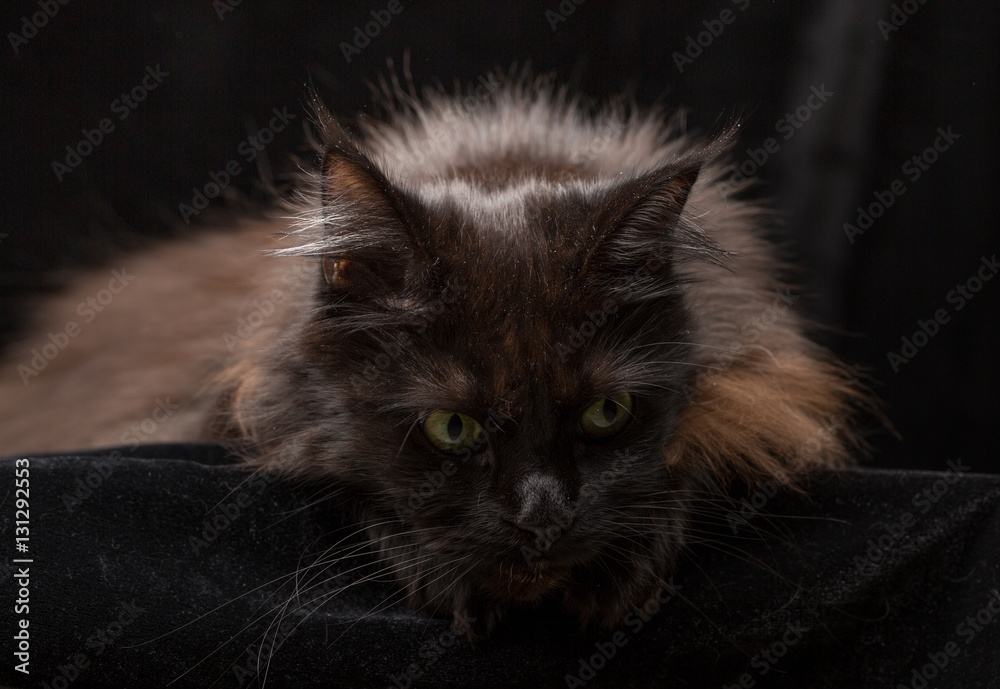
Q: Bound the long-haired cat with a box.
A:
[0,77,863,635]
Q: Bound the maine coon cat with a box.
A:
[0,77,862,636]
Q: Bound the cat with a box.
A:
[0,76,863,637]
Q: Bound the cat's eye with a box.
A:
[421,410,485,454]
[578,392,634,438]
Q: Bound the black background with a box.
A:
[2,0,997,472]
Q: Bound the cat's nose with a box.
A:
[513,472,575,534]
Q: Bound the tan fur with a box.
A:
[666,351,861,485]
[0,220,306,455]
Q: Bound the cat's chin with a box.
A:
[558,533,682,631]
[478,558,569,603]
[561,559,673,632]
[379,514,684,638]
[441,553,676,640]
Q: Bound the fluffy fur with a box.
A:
[0,78,863,635]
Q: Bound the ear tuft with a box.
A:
[310,104,432,303]
[323,146,398,221]
[576,161,719,293]
[651,168,699,211]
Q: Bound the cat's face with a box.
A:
[281,133,717,629]
[222,102,858,635]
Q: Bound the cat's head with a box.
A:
[220,96,859,633]
[266,112,728,627]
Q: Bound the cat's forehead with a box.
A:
[419,264,623,412]
[413,176,603,280]
[396,173,659,411]
[416,175,602,234]
[420,312,613,418]
[413,180,618,334]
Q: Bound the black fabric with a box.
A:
[1,445,998,688]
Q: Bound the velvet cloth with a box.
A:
[1,444,998,688]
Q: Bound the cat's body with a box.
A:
[0,222,304,452]
[0,81,861,635]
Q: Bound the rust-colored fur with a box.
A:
[667,353,859,481]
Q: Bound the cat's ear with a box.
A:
[578,161,722,287]
[312,104,427,299]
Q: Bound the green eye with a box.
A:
[421,410,485,454]
[579,392,634,438]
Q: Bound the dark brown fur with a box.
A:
[0,79,864,636]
